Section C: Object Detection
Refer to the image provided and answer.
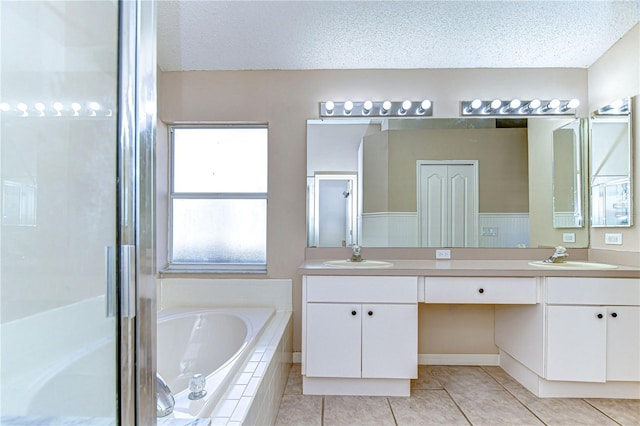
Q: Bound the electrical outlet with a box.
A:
[436,249,451,259]
[605,233,623,245]
[562,233,576,243]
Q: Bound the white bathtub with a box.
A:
[157,307,274,419]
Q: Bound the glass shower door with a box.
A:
[1,1,120,422]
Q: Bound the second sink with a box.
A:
[528,261,618,269]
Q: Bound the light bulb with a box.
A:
[344,100,354,113]
[610,98,624,109]
[324,101,334,113]
[0,102,10,112]
[567,99,580,109]
[490,99,502,110]
[418,100,431,113]
[17,102,28,112]
[35,102,45,115]
[88,101,100,111]
[53,102,64,111]
[381,100,392,113]
[363,100,373,113]
[400,100,412,113]
[547,99,560,109]
[509,99,521,110]
[529,99,541,110]
[471,99,482,109]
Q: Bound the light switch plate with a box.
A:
[562,233,576,243]
[436,249,451,259]
[605,233,623,245]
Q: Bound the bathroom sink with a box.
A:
[528,261,618,269]
[323,260,394,268]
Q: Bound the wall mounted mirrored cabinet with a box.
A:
[307,117,589,249]
[590,97,633,227]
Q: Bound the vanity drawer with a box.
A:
[305,276,417,303]
[546,277,640,305]
[425,277,537,304]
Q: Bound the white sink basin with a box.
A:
[528,261,618,269]
[323,260,394,268]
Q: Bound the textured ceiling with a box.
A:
[157,0,640,71]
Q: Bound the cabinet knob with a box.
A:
[368,311,373,316]
[478,288,485,294]
[597,313,603,319]
[351,310,357,316]
[611,312,618,318]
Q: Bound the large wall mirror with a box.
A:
[307,117,588,248]
[590,97,633,227]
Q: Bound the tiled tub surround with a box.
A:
[159,278,293,425]
[300,261,640,401]
[276,364,640,426]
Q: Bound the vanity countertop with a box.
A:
[299,259,640,278]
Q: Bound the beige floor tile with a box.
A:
[274,394,322,426]
[411,365,445,390]
[586,398,640,426]
[429,366,503,394]
[323,395,395,426]
[448,389,544,426]
[283,363,302,395]
[389,389,470,425]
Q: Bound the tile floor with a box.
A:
[275,364,640,426]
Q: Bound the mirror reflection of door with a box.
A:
[313,174,357,247]
[417,161,478,247]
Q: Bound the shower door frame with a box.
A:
[118,1,157,424]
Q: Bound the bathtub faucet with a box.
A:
[156,373,175,417]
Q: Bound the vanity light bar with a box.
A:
[0,101,113,118]
[594,98,629,115]
[461,99,580,116]
[320,100,433,118]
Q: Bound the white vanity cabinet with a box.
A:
[496,276,640,398]
[545,278,640,383]
[302,275,418,396]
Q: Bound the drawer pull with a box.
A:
[611,312,618,318]
[597,313,603,319]
[368,311,373,316]
[478,288,485,294]
[351,310,357,316]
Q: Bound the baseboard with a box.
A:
[419,353,500,366]
[294,352,499,366]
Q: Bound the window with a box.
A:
[169,126,268,271]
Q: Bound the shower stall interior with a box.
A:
[0,1,156,424]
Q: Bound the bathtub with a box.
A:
[157,307,275,419]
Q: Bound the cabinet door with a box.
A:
[361,304,417,379]
[546,305,607,382]
[607,306,640,381]
[306,303,361,378]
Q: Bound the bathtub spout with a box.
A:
[156,373,175,417]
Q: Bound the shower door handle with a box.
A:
[105,246,117,318]
[120,244,136,319]
[105,244,136,319]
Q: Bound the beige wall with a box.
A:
[588,24,640,254]
[158,67,591,353]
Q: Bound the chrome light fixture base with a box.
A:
[461,99,579,116]
[320,100,432,118]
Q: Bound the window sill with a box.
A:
[159,268,268,279]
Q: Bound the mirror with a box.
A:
[590,98,633,227]
[552,119,585,228]
[307,117,588,248]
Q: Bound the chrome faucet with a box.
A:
[156,373,175,417]
[350,244,363,262]
[544,246,569,264]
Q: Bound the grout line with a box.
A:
[582,399,624,426]
[386,397,399,426]
[442,387,473,426]
[320,396,325,426]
